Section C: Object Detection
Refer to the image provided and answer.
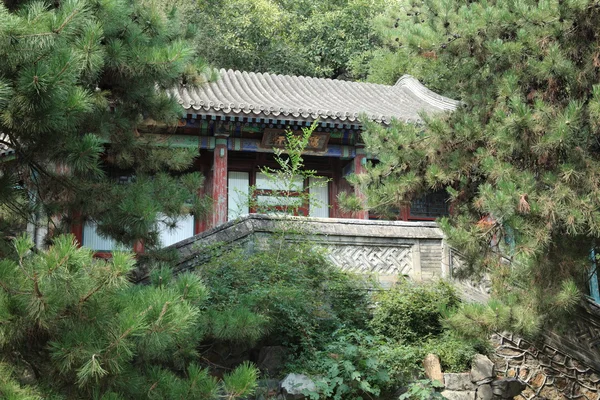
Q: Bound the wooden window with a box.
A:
[157,214,195,247]
[228,171,250,220]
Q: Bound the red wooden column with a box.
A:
[71,211,84,247]
[133,240,145,254]
[211,134,229,228]
[353,145,369,220]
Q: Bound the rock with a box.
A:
[470,354,495,384]
[476,383,493,400]
[441,390,476,400]
[257,346,288,376]
[491,378,526,398]
[424,353,444,385]
[280,373,316,399]
[444,373,476,391]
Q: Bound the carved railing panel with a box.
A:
[325,244,413,275]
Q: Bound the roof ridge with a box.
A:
[225,68,394,90]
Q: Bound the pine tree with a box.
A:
[355,0,600,335]
[0,234,258,398]
[0,0,212,249]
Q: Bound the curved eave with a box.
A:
[172,69,458,126]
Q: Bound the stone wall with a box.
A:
[136,214,448,285]
[449,255,600,399]
[491,332,600,400]
[425,353,526,400]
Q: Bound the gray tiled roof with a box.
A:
[172,69,458,125]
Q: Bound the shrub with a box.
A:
[399,379,445,400]
[422,332,487,372]
[197,241,372,350]
[298,329,395,400]
[288,278,487,398]
[370,279,460,343]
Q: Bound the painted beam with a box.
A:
[221,138,356,158]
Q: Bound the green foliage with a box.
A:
[371,279,460,343]
[302,330,393,400]
[294,327,479,399]
[399,379,444,400]
[358,0,600,334]
[290,280,484,398]
[0,235,257,398]
[421,332,484,373]
[0,0,210,247]
[336,191,365,215]
[193,0,387,79]
[248,122,329,219]
[444,297,545,340]
[197,242,371,350]
[0,363,42,400]
[222,361,259,399]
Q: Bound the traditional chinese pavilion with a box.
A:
[80,69,458,252]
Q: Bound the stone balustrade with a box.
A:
[136,214,450,287]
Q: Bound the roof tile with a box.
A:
[173,69,458,124]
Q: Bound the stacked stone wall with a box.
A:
[491,333,600,400]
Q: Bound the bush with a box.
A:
[370,279,460,343]
[422,332,487,372]
[399,379,445,400]
[197,241,372,350]
[297,329,395,400]
[281,277,486,398]
[292,328,485,399]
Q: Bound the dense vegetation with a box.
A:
[352,0,600,336]
[293,278,484,399]
[0,234,483,398]
[193,0,386,79]
[185,0,600,338]
[4,0,599,396]
[0,235,256,399]
[177,0,600,338]
[0,0,210,251]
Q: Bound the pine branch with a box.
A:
[14,32,56,39]
[54,60,74,81]
[0,279,30,295]
[17,252,34,282]
[48,252,71,275]
[146,48,184,66]
[53,7,82,35]
[105,305,153,352]
[78,283,105,306]
[150,301,171,332]
[33,272,43,299]
[147,381,158,396]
